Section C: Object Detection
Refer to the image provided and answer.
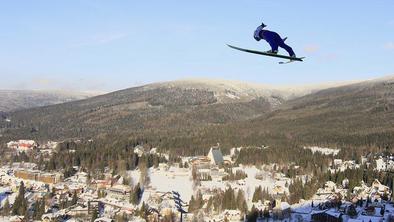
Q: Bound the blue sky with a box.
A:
[0,0,393,92]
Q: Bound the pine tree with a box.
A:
[129,190,135,204]
[72,190,78,205]
[236,190,247,213]
[347,205,357,217]
[140,202,148,220]
[263,207,270,218]
[12,181,27,216]
[32,200,40,219]
[247,205,258,222]
[91,208,98,222]
[39,198,46,219]
[2,198,10,216]
[392,182,394,201]
[130,183,142,205]
[205,197,213,214]
[188,196,196,212]
[252,186,262,203]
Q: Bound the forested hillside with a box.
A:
[1,77,393,156]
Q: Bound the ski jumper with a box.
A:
[254,25,295,57]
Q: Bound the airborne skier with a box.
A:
[254,22,296,58]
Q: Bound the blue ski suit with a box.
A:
[254,25,295,57]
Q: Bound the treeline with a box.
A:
[252,186,274,203]
[40,140,167,176]
[235,146,332,176]
[288,166,394,204]
[289,177,322,204]
[189,188,248,215]
[222,168,247,181]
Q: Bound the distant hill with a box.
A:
[0,79,299,140]
[1,77,393,151]
[0,90,100,112]
[214,75,394,149]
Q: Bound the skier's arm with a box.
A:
[254,28,261,41]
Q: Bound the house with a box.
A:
[324,181,337,193]
[376,157,386,171]
[333,159,343,167]
[311,209,342,222]
[94,217,114,222]
[149,147,158,155]
[272,185,286,195]
[369,179,391,201]
[272,200,291,220]
[207,146,224,166]
[106,184,132,200]
[9,216,24,222]
[222,210,242,222]
[190,156,211,169]
[361,155,368,165]
[7,140,37,152]
[371,179,390,194]
[134,145,145,157]
[342,178,349,188]
[68,205,89,216]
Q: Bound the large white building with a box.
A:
[207,146,224,166]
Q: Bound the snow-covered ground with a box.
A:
[225,92,240,100]
[304,146,340,155]
[129,166,193,202]
[129,165,289,209]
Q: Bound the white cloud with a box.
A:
[384,42,394,50]
[303,44,320,53]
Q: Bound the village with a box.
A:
[0,140,394,222]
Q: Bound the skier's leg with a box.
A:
[263,32,279,53]
[278,41,295,57]
[266,40,279,54]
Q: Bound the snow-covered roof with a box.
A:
[94,217,114,222]
[347,219,362,222]
[325,209,342,218]
[280,202,290,210]
[207,147,224,165]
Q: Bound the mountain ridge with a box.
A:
[0,90,101,112]
[1,75,394,152]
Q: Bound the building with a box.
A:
[361,155,368,165]
[376,157,386,171]
[190,156,211,169]
[333,159,343,167]
[311,209,342,222]
[134,145,145,157]
[272,185,286,196]
[207,146,224,166]
[222,210,242,222]
[14,169,63,184]
[94,218,114,222]
[272,200,291,220]
[7,140,37,152]
[106,185,132,200]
